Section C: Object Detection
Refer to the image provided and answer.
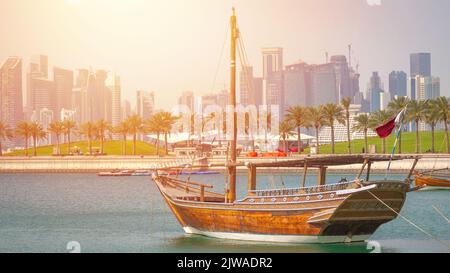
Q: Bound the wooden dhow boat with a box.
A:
[152,8,421,244]
[415,168,450,190]
[153,155,420,244]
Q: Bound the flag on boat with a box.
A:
[375,108,406,138]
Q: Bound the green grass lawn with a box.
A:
[6,140,164,156]
[304,131,448,154]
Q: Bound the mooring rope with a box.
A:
[433,205,450,225]
[367,190,450,249]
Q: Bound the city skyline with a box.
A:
[1,0,450,110]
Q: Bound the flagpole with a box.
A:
[385,106,407,179]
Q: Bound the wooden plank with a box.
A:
[366,161,372,182]
[318,166,327,186]
[248,165,257,193]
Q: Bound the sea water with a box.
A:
[0,173,449,253]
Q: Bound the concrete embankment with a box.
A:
[0,154,449,174]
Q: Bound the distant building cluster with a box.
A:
[174,48,442,145]
[0,55,156,148]
[238,48,362,116]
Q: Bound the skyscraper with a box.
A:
[30,55,48,79]
[27,76,55,120]
[27,56,53,120]
[262,47,283,78]
[72,69,89,125]
[136,91,155,120]
[178,91,195,111]
[53,67,74,115]
[389,71,407,98]
[94,70,108,121]
[107,75,121,127]
[367,71,383,112]
[330,55,350,101]
[410,53,431,77]
[121,100,131,120]
[283,62,309,107]
[262,48,284,114]
[239,66,262,106]
[310,63,337,106]
[0,57,23,144]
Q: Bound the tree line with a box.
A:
[0,112,179,156]
[282,96,450,154]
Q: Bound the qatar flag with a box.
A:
[375,109,405,138]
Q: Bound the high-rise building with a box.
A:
[94,70,108,121]
[178,91,195,111]
[39,108,54,146]
[330,55,351,101]
[107,75,121,127]
[30,55,48,79]
[283,62,309,107]
[136,91,155,120]
[349,68,360,103]
[72,69,90,124]
[216,89,230,109]
[417,76,440,101]
[0,57,23,146]
[366,72,383,112]
[389,71,407,98]
[240,66,263,107]
[121,100,131,120]
[201,94,218,109]
[53,67,74,114]
[262,47,283,78]
[76,69,89,89]
[410,53,431,77]
[262,48,284,114]
[310,63,337,106]
[27,76,55,118]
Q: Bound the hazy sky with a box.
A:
[1,0,449,110]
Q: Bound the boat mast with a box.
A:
[228,8,238,203]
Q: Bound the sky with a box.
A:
[1,0,449,110]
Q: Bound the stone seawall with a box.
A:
[0,155,448,173]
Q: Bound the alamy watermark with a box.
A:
[366,0,382,6]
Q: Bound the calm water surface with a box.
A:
[0,173,449,253]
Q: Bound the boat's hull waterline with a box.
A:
[154,177,408,244]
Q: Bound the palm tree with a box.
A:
[62,119,77,155]
[279,120,294,152]
[406,100,428,154]
[369,110,390,154]
[48,121,64,155]
[95,120,111,155]
[306,107,326,154]
[321,103,345,154]
[29,122,46,156]
[126,114,143,155]
[432,96,450,153]
[424,104,440,153]
[15,121,32,156]
[145,114,163,156]
[353,113,370,153]
[147,112,178,156]
[0,122,13,156]
[387,96,410,154]
[160,112,179,155]
[114,121,129,155]
[285,106,307,153]
[79,122,97,155]
[341,97,352,154]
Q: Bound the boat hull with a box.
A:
[415,175,450,189]
[154,178,408,244]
